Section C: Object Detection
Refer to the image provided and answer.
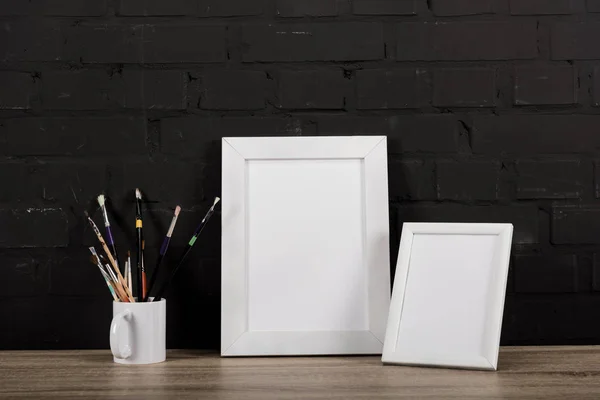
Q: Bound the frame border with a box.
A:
[221,136,391,356]
[382,222,513,370]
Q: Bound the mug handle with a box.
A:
[110,309,132,359]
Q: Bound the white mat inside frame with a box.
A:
[382,222,513,371]
[221,136,391,356]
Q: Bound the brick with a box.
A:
[552,23,600,60]
[160,117,313,156]
[118,0,196,15]
[123,162,206,206]
[515,255,578,293]
[127,70,188,110]
[505,295,600,343]
[594,66,600,106]
[593,254,600,290]
[198,0,265,16]
[278,70,347,109]
[63,25,143,64]
[48,249,110,297]
[200,71,266,110]
[43,0,107,16]
[356,69,424,110]
[0,1,106,16]
[42,70,187,110]
[0,21,61,62]
[0,117,146,156]
[389,160,435,200]
[64,24,226,64]
[433,68,496,107]
[552,206,600,244]
[0,298,47,349]
[516,160,588,199]
[0,250,50,297]
[353,0,417,15]
[39,296,112,349]
[436,160,500,200]
[430,0,494,16]
[317,115,459,153]
[396,22,537,61]
[37,163,111,205]
[242,23,384,62]
[589,0,600,11]
[0,162,111,205]
[0,72,37,110]
[398,205,539,244]
[594,163,600,197]
[0,1,34,15]
[472,115,600,154]
[0,208,69,248]
[276,0,337,16]
[143,25,226,63]
[0,164,30,203]
[510,0,582,14]
[515,66,577,105]
[42,70,122,110]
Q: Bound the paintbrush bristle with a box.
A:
[84,210,90,218]
[135,188,142,200]
[90,255,99,266]
[97,194,105,207]
[174,205,181,216]
[214,197,220,206]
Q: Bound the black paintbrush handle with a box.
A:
[145,253,165,302]
[152,246,193,301]
[136,226,142,300]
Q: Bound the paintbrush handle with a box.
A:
[136,226,143,301]
[102,242,133,301]
[90,219,134,301]
[97,266,119,301]
[159,236,171,256]
[105,227,119,261]
[153,246,193,301]
[144,253,166,302]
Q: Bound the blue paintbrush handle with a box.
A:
[159,236,170,256]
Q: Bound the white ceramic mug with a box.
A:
[110,298,166,365]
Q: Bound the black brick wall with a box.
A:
[1,0,600,349]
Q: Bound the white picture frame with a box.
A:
[221,136,391,356]
[382,223,513,370]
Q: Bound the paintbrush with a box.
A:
[94,249,129,302]
[97,194,119,268]
[99,254,120,287]
[85,211,134,302]
[127,250,132,294]
[135,188,144,301]
[142,239,146,300]
[123,258,129,289]
[153,197,220,301]
[145,205,181,301]
[89,254,119,301]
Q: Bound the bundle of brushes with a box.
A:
[86,191,220,302]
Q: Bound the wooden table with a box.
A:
[1,347,599,399]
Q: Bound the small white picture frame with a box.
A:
[382,223,513,370]
[221,136,391,356]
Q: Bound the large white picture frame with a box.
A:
[382,223,513,370]
[221,136,390,356]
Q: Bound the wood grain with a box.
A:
[1,347,600,399]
